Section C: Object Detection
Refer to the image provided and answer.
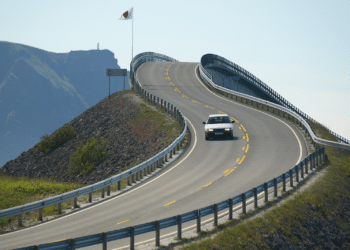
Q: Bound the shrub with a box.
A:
[69,137,110,176]
[35,125,76,155]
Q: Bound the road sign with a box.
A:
[106,69,127,76]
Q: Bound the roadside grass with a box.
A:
[0,175,84,232]
[0,90,187,232]
[181,118,350,249]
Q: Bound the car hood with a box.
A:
[204,123,234,130]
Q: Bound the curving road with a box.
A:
[1,62,307,249]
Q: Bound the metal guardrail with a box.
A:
[15,148,326,250]
[201,53,350,145]
[0,53,187,225]
[199,54,350,150]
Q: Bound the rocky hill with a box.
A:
[0,91,177,184]
[0,41,130,168]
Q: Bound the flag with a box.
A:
[119,7,133,20]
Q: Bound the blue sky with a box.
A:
[1,0,349,141]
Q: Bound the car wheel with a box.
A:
[205,135,209,140]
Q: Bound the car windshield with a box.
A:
[207,116,230,124]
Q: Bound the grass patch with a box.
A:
[181,120,350,249]
[69,137,110,176]
[35,125,76,155]
[0,175,84,231]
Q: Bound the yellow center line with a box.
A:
[192,100,201,104]
[243,136,246,140]
[238,155,246,165]
[164,200,177,207]
[174,87,181,93]
[169,82,175,86]
[116,219,130,225]
[241,125,246,132]
[246,134,249,142]
[217,110,226,114]
[231,117,239,123]
[204,104,215,109]
[245,144,249,153]
[242,146,245,150]
[224,167,237,177]
[224,169,229,174]
[182,94,190,99]
[236,158,240,162]
[198,182,213,190]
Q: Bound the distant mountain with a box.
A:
[0,41,130,168]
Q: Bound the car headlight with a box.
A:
[208,128,214,132]
[225,128,231,131]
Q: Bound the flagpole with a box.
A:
[131,13,134,61]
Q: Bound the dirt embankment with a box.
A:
[0,91,171,184]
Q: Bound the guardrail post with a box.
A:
[264,182,268,202]
[156,220,160,247]
[118,181,121,190]
[229,198,233,219]
[214,204,218,226]
[242,193,246,214]
[296,165,299,183]
[283,174,286,192]
[18,214,22,227]
[178,215,182,240]
[130,227,135,250]
[256,102,259,108]
[315,150,319,167]
[301,162,304,179]
[246,98,248,104]
[70,239,75,250]
[101,188,105,199]
[39,208,43,221]
[107,185,110,196]
[253,188,258,208]
[267,105,269,111]
[323,146,327,162]
[128,176,132,186]
[278,110,280,115]
[289,169,293,187]
[74,197,78,208]
[177,142,180,151]
[132,173,135,183]
[305,158,309,174]
[169,149,173,158]
[173,107,177,118]
[261,104,264,110]
[58,202,62,213]
[274,178,277,197]
[197,209,201,232]
[34,246,38,250]
[102,232,107,250]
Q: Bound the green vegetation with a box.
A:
[181,121,350,249]
[35,125,76,155]
[69,137,110,176]
[0,175,84,231]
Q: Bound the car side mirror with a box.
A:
[202,122,206,124]
[232,120,235,123]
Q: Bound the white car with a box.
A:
[203,114,235,140]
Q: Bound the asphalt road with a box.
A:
[1,62,307,249]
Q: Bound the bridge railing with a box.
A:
[199,55,350,150]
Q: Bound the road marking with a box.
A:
[51,238,66,243]
[224,169,229,174]
[192,100,201,104]
[243,136,246,140]
[182,94,190,99]
[236,158,240,162]
[204,104,215,109]
[246,134,249,142]
[242,146,245,150]
[169,82,175,86]
[245,144,249,153]
[116,219,130,225]
[238,155,246,165]
[164,200,176,207]
[174,87,181,93]
[241,125,246,132]
[166,72,168,76]
[198,182,212,190]
[218,110,226,114]
[224,167,237,177]
[231,117,239,123]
